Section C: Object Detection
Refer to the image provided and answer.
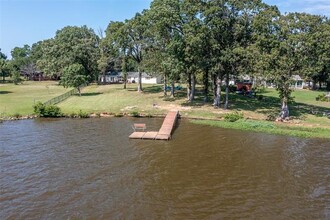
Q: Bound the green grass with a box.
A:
[1,81,329,138]
[58,84,170,115]
[0,81,70,117]
[191,119,330,139]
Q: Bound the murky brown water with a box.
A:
[0,118,329,219]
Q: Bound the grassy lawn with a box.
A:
[0,81,70,117]
[192,119,330,139]
[2,81,329,138]
[59,84,169,115]
[58,83,330,121]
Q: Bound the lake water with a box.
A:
[0,118,329,219]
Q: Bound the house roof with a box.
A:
[119,72,152,78]
[105,71,120,76]
[292,75,303,81]
[103,71,158,78]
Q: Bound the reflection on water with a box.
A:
[0,118,329,219]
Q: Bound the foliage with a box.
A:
[12,113,22,118]
[33,102,62,117]
[5,0,330,122]
[130,111,140,117]
[12,71,22,85]
[60,64,88,95]
[192,119,330,139]
[37,26,100,80]
[316,93,330,102]
[224,111,244,122]
[0,49,10,82]
[114,113,124,117]
[77,110,89,118]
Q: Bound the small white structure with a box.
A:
[126,72,162,84]
[292,75,308,89]
[98,72,122,84]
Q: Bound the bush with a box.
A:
[316,93,329,102]
[77,110,89,118]
[266,112,278,121]
[12,113,22,118]
[114,113,124,117]
[130,111,140,117]
[33,102,62,117]
[12,71,22,85]
[224,111,244,122]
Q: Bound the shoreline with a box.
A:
[1,112,330,139]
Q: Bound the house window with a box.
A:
[145,77,151,80]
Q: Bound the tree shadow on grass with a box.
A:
[79,92,103,97]
[0,91,13,94]
[229,93,330,118]
[165,89,330,119]
[143,85,163,94]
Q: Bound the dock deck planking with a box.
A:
[129,111,179,140]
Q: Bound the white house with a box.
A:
[98,72,122,84]
[291,75,308,89]
[125,72,162,84]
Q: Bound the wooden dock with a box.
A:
[129,111,179,140]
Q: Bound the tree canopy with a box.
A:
[3,0,330,117]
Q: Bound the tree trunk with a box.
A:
[102,73,106,85]
[123,72,127,89]
[224,73,229,109]
[280,98,289,120]
[203,70,209,103]
[212,73,217,104]
[213,73,221,108]
[137,68,142,92]
[189,74,196,102]
[312,79,317,90]
[187,72,191,101]
[163,75,167,96]
[170,81,175,98]
[77,87,81,96]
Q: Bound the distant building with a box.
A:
[291,75,308,89]
[98,72,162,84]
[126,72,162,84]
[98,72,122,84]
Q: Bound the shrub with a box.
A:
[12,71,22,85]
[130,111,140,117]
[12,113,21,118]
[114,113,124,117]
[316,93,329,102]
[68,112,77,118]
[77,110,89,118]
[266,112,278,121]
[33,102,62,117]
[45,105,62,117]
[224,111,244,122]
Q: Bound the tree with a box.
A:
[124,12,150,92]
[38,26,100,81]
[147,0,186,97]
[0,49,9,82]
[60,64,88,95]
[268,13,308,119]
[203,0,264,108]
[100,21,126,87]
[302,16,330,90]
[10,45,36,80]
